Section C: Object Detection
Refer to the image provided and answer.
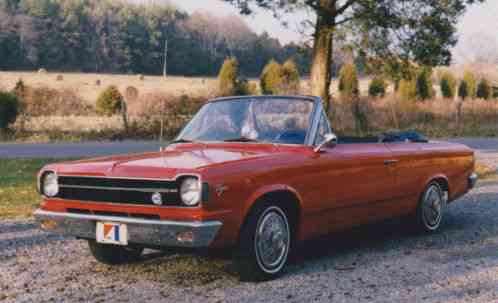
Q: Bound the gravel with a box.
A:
[1,140,497,302]
[1,183,497,302]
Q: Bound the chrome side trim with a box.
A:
[34,209,222,248]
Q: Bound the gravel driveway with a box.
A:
[1,138,497,302]
[1,182,497,303]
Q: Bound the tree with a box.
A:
[440,72,456,99]
[260,60,284,95]
[477,78,492,100]
[280,59,301,94]
[96,85,124,116]
[399,79,417,101]
[338,63,359,97]
[223,0,484,113]
[462,71,477,98]
[218,57,239,96]
[368,76,386,98]
[415,67,434,100]
[0,92,19,130]
[458,79,469,100]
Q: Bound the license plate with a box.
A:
[96,222,128,245]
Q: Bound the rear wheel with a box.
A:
[414,182,445,233]
[233,204,291,281]
[88,240,144,265]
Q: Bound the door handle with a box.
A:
[384,159,398,165]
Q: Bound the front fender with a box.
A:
[242,184,304,219]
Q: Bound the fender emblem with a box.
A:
[215,184,229,197]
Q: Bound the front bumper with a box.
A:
[468,173,478,189]
[34,209,222,248]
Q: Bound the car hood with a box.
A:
[48,143,292,178]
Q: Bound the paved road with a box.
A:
[1,138,498,160]
[0,141,162,159]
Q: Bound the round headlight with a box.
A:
[180,177,200,206]
[42,172,59,197]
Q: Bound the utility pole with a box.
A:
[163,38,168,78]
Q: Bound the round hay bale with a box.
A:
[137,74,145,81]
[38,68,47,74]
[125,86,139,102]
[56,74,63,81]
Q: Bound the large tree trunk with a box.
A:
[310,5,335,115]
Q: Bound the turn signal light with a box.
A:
[177,231,194,243]
[40,219,57,230]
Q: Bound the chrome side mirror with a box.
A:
[314,133,338,153]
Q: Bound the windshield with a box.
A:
[177,97,315,145]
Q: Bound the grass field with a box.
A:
[0,159,56,218]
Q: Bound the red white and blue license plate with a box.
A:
[96,222,128,245]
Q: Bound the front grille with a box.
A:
[57,176,184,206]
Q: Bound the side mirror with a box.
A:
[314,133,338,153]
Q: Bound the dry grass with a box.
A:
[475,163,497,179]
[0,71,222,105]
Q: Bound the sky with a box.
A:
[171,0,498,64]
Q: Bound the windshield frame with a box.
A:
[175,95,322,147]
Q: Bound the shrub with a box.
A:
[19,86,90,117]
[458,79,469,100]
[232,78,253,96]
[13,79,27,99]
[95,79,101,86]
[463,71,476,98]
[338,63,359,97]
[260,60,284,95]
[56,74,64,81]
[96,85,124,116]
[279,59,300,94]
[476,78,492,100]
[415,67,434,100]
[218,58,239,96]
[0,92,19,130]
[440,72,456,99]
[368,76,387,97]
[398,79,417,100]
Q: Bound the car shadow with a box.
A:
[285,190,498,278]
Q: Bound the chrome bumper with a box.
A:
[468,173,478,189]
[34,209,222,248]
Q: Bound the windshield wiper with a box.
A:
[223,136,259,143]
[169,138,201,145]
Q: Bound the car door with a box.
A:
[306,113,397,233]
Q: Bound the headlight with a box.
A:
[42,172,59,197]
[180,177,201,206]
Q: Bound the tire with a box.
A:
[414,182,446,233]
[233,203,292,282]
[88,240,144,265]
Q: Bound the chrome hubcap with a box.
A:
[423,185,443,227]
[255,207,289,272]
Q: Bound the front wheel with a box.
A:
[88,240,144,265]
[414,182,446,233]
[233,204,291,282]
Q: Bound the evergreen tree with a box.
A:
[440,72,456,99]
[338,63,359,97]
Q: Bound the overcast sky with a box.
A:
[173,0,497,64]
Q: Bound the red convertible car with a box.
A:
[35,95,476,281]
